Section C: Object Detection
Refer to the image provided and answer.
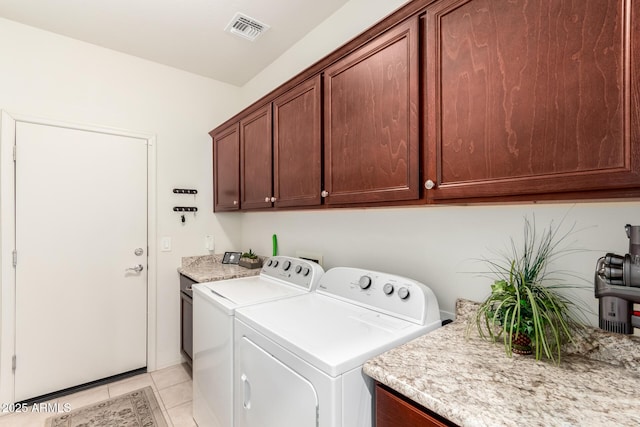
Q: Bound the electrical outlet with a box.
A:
[295,250,323,267]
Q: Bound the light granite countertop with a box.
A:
[363,299,640,427]
[178,254,263,283]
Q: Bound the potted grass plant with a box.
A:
[239,249,262,269]
[472,217,587,364]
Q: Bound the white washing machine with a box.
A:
[192,256,324,427]
[233,267,441,427]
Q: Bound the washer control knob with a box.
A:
[295,265,303,274]
[398,287,410,300]
[272,260,279,268]
[302,267,311,276]
[267,259,273,267]
[359,276,372,290]
[383,283,394,295]
[283,260,292,271]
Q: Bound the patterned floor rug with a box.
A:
[45,386,168,427]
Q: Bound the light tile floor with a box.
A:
[0,363,195,427]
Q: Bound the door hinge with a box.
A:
[12,355,16,372]
[12,250,17,267]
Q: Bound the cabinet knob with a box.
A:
[265,197,270,203]
[321,190,329,197]
[425,180,436,190]
[233,200,238,205]
[270,197,277,202]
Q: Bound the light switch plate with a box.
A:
[161,237,172,252]
[205,235,214,251]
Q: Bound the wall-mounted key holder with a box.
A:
[174,206,198,223]
[173,188,198,194]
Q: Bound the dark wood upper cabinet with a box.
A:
[273,75,322,207]
[424,0,640,201]
[212,123,240,212]
[212,0,640,212]
[323,17,420,205]
[240,104,273,210]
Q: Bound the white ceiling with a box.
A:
[0,0,352,86]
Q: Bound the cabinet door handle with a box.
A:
[321,190,329,197]
[265,197,271,203]
[270,197,277,202]
[425,180,436,190]
[233,200,238,205]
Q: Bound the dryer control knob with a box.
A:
[283,260,292,271]
[272,260,279,268]
[398,287,410,300]
[295,265,303,274]
[267,259,273,267]
[302,267,310,276]
[359,276,372,290]
[383,283,394,295]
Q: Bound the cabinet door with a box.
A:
[180,292,193,364]
[324,17,420,205]
[425,0,640,201]
[376,384,452,427]
[273,75,322,207]
[240,104,273,210]
[212,123,240,211]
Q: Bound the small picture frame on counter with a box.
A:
[222,251,242,264]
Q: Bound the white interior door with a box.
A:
[14,122,148,401]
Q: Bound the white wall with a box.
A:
[240,203,639,324]
[0,17,243,369]
[240,0,412,106]
[236,0,640,325]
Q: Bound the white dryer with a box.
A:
[233,267,441,427]
[192,256,324,427]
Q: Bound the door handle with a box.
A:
[125,264,144,273]
[241,373,251,409]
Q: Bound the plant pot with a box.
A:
[239,257,262,269]
[511,333,532,355]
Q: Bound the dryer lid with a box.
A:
[202,276,305,306]
[235,293,438,377]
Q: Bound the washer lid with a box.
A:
[235,293,438,377]
[197,276,307,309]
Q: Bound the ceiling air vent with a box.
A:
[225,12,270,42]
